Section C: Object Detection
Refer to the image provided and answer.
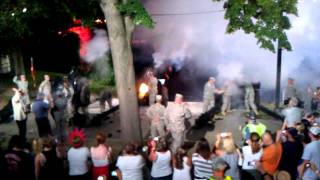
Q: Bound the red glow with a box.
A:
[68,26,92,57]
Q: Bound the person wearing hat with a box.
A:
[67,128,91,180]
[298,126,320,180]
[244,82,259,115]
[147,71,158,105]
[146,95,166,138]
[283,78,299,104]
[241,112,266,143]
[164,93,192,153]
[276,127,304,180]
[209,158,232,180]
[202,77,223,113]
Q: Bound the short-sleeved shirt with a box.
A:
[116,155,145,180]
[67,147,90,176]
[302,140,320,179]
[242,146,263,170]
[261,143,282,175]
[281,107,303,127]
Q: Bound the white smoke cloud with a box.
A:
[83,29,109,63]
[136,0,320,92]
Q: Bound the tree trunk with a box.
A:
[12,48,25,75]
[100,0,142,142]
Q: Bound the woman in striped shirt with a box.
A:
[192,138,216,180]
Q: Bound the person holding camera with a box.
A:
[298,126,320,180]
[276,127,303,180]
[214,133,241,180]
[241,132,263,180]
[148,137,172,180]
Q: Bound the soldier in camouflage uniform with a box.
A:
[164,93,192,153]
[202,77,223,113]
[146,95,166,138]
[148,71,158,105]
[244,82,259,115]
[283,78,299,103]
[221,80,233,116]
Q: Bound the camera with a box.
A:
[220,132,228,138]
[97,176,105,180]
[111,171,117,177]
[248,161,256,166]
[305,163,311,168]
[142,146,148,152]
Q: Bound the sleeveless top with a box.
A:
[173,156,191,180]
[39,148,62,180]
[151,151,173,178]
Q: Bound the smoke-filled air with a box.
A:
[135,0,320,94]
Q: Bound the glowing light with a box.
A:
[159,79,165,85]
[139,83,149,99]
[11,13,15,16]
[104,19,107,23]
[68,26,92,57]
[58,31,62,35]
[95,19,102,23]
[22,8,27,13]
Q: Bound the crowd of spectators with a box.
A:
[2,74,320,180]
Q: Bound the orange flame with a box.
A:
[139,83,149,99]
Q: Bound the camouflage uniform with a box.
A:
[38,80,52,102]
[203,81,216,113]
[146,103,166,138]
[164,103,192,153]
[283,85,299,101]
[148,77,158,105]
[245,83,259,115]
[221,83,233,115]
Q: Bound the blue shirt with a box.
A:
[32,100,49,118]
[302,140,320,179]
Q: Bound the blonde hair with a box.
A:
[33,138,43,154]
[222,137,236,154]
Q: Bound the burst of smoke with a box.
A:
[83,29,109,64]
[136,0,320,94]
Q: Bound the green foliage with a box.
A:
[0,0,102,51]
[89,56,116,94]
[213,0,298,52]
[118,0,155,28]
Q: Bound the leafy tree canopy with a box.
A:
[213,0,298,52]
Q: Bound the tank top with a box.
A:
[173,156,191,180]
[39,148,62,180]
[151,151,173,178]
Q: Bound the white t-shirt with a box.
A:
[116,155,145,180]
[68,147,90,176]
[151,151,172,178]
[241,146,263,170]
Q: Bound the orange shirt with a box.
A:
[261,143,282,175]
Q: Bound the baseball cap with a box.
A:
[212,158,229,171]
[246,112,256,120]
[309,126,320,136]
